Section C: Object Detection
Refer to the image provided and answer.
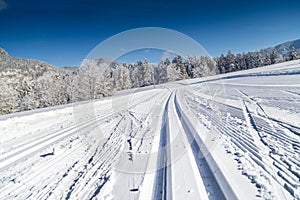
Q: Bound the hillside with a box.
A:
[0,49,75,114]
[260,38,300,57]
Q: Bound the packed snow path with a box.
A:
[0,60,300,199]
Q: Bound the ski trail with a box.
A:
[236,88,300,198]
[173,92,227,200]
[168,92,209,200]
[153,93,173,200]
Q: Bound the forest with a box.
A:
[0,46,299,115]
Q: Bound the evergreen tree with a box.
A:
[255,52,264,67]
[205,56,218,75]
[175,55,189,79]
[271,49,283,64]
[164,58,171,65]
[226,50,236,72]
[245,52,256,69]
[240,53,247,70]
[217,54,227,73]
[264,53,272,66]
[289,47,300,60]
[136,60,145,86]
[235,53,242,71]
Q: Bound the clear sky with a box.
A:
[0,0,300,67]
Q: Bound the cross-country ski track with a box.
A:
[1,60,300,199]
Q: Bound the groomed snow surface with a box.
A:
[0,60,300,199]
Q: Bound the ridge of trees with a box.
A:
[214,47,300,74]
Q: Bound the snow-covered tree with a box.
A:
[187,56,217,77]
[226,50,236,72]
[264,53,272,66]
[245,52,257,69]
[1,43,298,116]
[235,53,242,71]
[289,47,300,60]
[0,80,19,114]
[164,58,171,65]
[94,66,114,98]
[120,65,132,89]
[271,49,283,64]
[255,52,264,67]
[76,59,114,100]
[156,61,168,84]
[172,55,188,80]
[216,54,227,74]
[167,63,181,81]
[143,60,154,86]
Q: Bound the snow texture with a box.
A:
[0,60,300,199]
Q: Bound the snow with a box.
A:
[0,60,300,199]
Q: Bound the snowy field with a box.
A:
[0,60,300,199]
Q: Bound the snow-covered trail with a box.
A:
[0,89,170,199]
[169,91,225,199]
[182,60,300,199]
[0,60,300,199]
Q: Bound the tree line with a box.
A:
[0,46,299,115]
[215,47,300,74]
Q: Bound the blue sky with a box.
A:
[0,0,300,67]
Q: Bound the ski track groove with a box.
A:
[153,93,172,200]
[173,92,226,199]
